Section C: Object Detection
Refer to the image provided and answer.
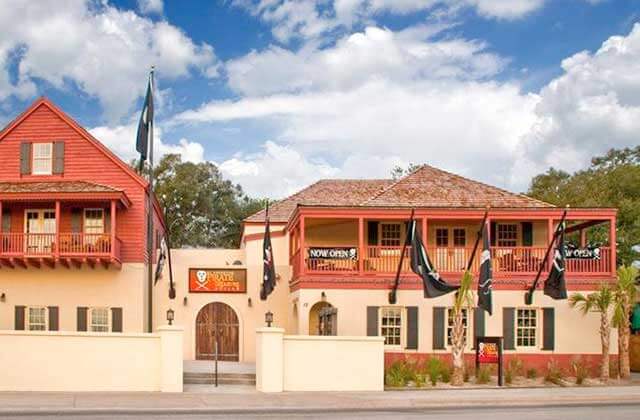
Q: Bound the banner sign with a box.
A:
[189,268,247,293]
[475,336,504,386]
[565,244,601,260]
[308,247,358,260]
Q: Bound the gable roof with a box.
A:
[0,97,149,189]
[245,165,553,223]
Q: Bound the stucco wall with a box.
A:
[0,327,182,392]
[0,263,146,332]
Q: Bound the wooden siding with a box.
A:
[0,102,162,263]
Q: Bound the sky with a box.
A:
[1,0,640,198]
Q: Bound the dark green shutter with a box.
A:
[522,222,533,246]
[77,307,88,331]
[48,306,59,331]
[490,222,497,246]
[15,306,25,330]
[503,307,515,350]
[366,306,378,336]
[432,307,445,350]
[71,209,82,233]
[20,142,31,175]
[542,308,555,350]
[406,306,418,350]
[53,141,65,174]
[473,307,485,347]
[104,207,111,233]
[111,307,123,332]
[2,210,10,232]
[367,221,379,245]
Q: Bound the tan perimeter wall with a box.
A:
[292,289,618,355]
[256,328,385,392]
[0,263,146,332]
[0,326,182,392]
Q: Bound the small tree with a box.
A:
[569,284,614,383]
[450,271,474,386]
[613,266,639,379]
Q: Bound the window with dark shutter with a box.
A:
[2,210,10,232]
[503,307,515,350]
[15,306,25,330]
[48,306,59,331]
[77,307,88,331]
[542,308,555,350]
[490,221,497,247]
[367,222,379,245]
[522,222,533,247]
[71,209,82,233]
[406,306,418,350]
[432,307,445,350]
[111,307,123,332]
[20,142,31,175]
[53,141,65,174]
[366,306,379,336]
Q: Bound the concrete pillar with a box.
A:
[256,327,285,393]
[158,325,183,392]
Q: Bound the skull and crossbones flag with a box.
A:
[544,221,567,300]
[260,203,277,300]
[136,70,154,173]
[477,219,493,314]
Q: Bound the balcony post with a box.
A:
[299,216,305,275]
[0,200,3,255]
[358,217,364,274]
[609,217,616,275]
[55,201,60,259]
[110,200,117,260]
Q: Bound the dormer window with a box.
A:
[32,143,53,175]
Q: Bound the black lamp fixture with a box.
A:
[321,291,326,301]
[265,310,274,327]
[166,308,175,326]
[248,297,253,307]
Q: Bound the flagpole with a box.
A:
[146,66,155,333]
[525,206,568,305]
[389,209,414,304]
[466,207,490,272]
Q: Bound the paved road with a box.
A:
[3,403,639,420]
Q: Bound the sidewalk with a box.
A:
[0,385,639,416]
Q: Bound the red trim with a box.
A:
[0,191,131,208]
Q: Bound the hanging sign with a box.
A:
[565,244,601,260]
[475,336,504,386]
[188,268,247,293]
[308,247,358,260]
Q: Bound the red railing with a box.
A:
[296,245,613,278]
[0,232,120,258]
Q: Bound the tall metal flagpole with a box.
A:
[466,207,490,272]
[146,67,155,333]
[389,209,414,304]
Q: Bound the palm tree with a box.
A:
[569,284,614,383]
[450,271,474,386]
[613,266,639,379]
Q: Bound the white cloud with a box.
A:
[138,0,164,15]
[0,1,217,121]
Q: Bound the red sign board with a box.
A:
[188,268,247,293]
[477,342,500,364]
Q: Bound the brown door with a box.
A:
[196,302,239,361]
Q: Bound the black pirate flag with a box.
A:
[260,203,276,300]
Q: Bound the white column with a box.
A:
[256,327,285,393]
[158,325,184,392]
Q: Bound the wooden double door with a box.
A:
[196,302,239,361]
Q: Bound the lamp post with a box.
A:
[166,308,175,326]
[265,310,273,327]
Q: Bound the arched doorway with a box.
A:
[196,302,239,361]
[308,301,332,335]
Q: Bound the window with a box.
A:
[84,209,104,235]
[381,223,402,247]
[380,307,402,346]
[28,307,47,331]
[32,143,53,175]
[516,308,537,347]
[447,308,469,346]
[497,224,518,247]
[90,307,110,332]
[453,228,466,247]
[436,228,449,246]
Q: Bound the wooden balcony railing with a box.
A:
[297,246,613,279]
[0,232,120,258]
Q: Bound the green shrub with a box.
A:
[544,360,565,385]
[505,358,523,385]
[426,357,444,386]
[571,357,589,385]
[440,364,452,383]
[526,368,538,379]
[475,366,491,384]
[385,360,413,387]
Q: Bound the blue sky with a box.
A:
[1,0,640,197]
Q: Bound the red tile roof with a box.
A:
[246,165,553,223]
[0,181,121,194]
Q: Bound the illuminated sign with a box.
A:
[188,268,247,293]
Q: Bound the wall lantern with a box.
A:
[248,297,253,307]
[321,291,326,301]
[0,293,5,302]
[183,297,188,306]
[166,308,175,326]
[265,311,274,327]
